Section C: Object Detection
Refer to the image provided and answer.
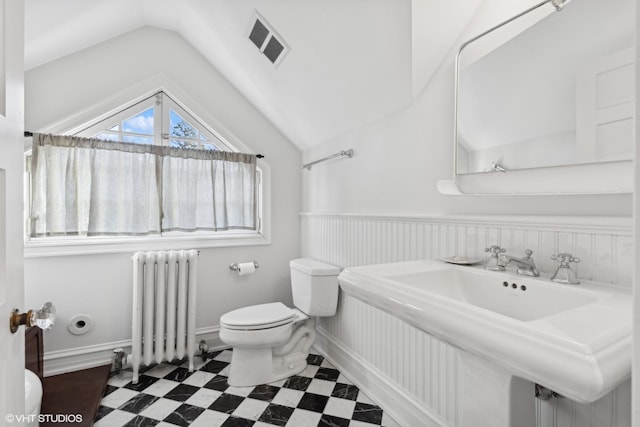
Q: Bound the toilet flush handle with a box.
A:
[10,302,56,334]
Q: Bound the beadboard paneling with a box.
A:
[319,293,459,426]
[303,212,632,427]
[536,381,631,427]
[301,213,632,287]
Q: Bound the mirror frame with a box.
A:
[438,0,633,195]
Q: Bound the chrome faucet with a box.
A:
[550,253,580,284]
[501,249,540,277]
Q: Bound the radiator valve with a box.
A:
[198,340,209,359]
[112,348,130,375]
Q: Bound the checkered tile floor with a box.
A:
[94,349,399,426]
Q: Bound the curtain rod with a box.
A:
[23,131,264,158]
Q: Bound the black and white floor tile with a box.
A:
[94,349,400,427]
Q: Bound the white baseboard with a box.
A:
[43,326,227,377]
[314,326,449,427]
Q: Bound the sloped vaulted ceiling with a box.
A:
[25,0,481,150]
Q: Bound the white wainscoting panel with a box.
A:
[302,212,632,427]
[301,213,632,287]
[319,294,459,426]
[534,379,631,427]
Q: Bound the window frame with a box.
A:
[24,87,270,257]
[78,95,159,145]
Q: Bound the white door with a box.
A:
[576,47,635,163]
[0,0,25,423]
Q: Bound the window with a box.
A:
[79,92,233,151]
[25,91,266,254]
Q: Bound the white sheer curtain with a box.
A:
[162,151,257,232]
[30,134,257,237]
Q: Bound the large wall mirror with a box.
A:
[441,0,635,195]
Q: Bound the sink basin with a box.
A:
[386,267,599,321]
[338,260,632,403]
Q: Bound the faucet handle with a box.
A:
[551,253,580,266]
[524,249,533,259]
[484,245,506,256]
[551,253,580,285]
[484,245,506,271]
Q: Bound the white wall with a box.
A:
[23,27,302,372]
[302,0,631,216]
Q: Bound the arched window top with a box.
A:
[76,91,236,152]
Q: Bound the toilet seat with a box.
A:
[221,302,297,331]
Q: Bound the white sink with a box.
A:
[338,260,631,403]
[386,267,599,321]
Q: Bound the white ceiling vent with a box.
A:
[248,13,289,66]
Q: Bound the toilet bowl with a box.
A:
[220,258,340,387]
[220,303,314,386]
[25,369,42,427]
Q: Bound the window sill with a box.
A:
[24,231,270,258]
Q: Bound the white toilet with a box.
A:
[220,258,340,386]
[25,369,42,427]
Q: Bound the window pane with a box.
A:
[200,134,208,141]
[122,107,154,135]
[94,132,120,142]
[123,135,153,145]
[170,110,199,139]
[170,139,197,149]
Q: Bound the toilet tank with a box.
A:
[290,258,340,316]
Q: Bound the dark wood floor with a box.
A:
[41,365,111,427]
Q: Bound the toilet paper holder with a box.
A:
[229,261,260,272]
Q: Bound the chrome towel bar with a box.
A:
[302,149,354,170]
